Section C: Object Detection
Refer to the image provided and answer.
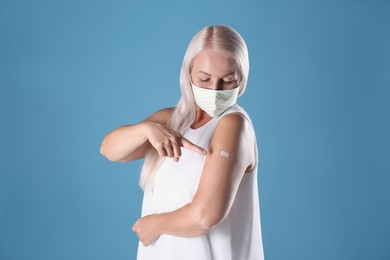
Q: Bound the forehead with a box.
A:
[191,49,238,76]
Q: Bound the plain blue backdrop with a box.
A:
[1,0,389,259]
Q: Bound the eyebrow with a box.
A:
[197,70,236,77]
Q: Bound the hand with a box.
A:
[132,214,161,246]
[143,121,207,161]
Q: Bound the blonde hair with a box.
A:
[139,25,250,191]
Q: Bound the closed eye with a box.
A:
[224,79,237,84]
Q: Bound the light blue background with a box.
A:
[1,0,389,259]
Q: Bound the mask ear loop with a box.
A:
[189,75,208,90]
[235,80,241,89]
[189,74,200,88]
[189,75,194,85]
[236,73,243,89]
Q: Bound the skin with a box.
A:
[100,108,206,163]
[190,49,241,128]
[131,48,255,246]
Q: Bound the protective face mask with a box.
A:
[191,80,240,118]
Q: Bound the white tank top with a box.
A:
[137,104,265,260]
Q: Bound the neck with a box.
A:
[191,106,212,128]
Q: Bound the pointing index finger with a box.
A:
[181,137,207,155]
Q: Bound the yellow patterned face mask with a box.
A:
[190,79,240,118]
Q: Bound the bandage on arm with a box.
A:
[220,150,231,158]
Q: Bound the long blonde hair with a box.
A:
[139,25,250,191]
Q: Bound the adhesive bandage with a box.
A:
[220,150,231,158]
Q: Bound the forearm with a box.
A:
[156,203,215,238]
[100,122,149,162]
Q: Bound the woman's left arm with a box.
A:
[132,113,255,246]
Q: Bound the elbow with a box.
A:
[198,221,217,235]
[100,140,109,158]
[195,220,213,235]
[100,143,129,163]
[100,139,117,162]
[192,204,224,235]
[100,132,128,162]
[100,149,119,162]
[100,144,106,157]
[100,148,111,160]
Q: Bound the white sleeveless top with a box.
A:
[137,104,265,260]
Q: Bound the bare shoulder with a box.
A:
[210,112,255,171]
[214,112,253,138]
[145,107,175,125]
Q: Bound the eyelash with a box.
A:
[200,79,235,84]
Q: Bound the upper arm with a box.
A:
[145,107,175,125]
[116,107,175,162]
[191,113,255,227]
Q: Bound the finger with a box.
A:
[181,138,207,155]
[165,145,174,157]
[157,147,167,157]
[155,143,167,157]
[172,141,182,160]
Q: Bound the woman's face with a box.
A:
[190,49,240,91]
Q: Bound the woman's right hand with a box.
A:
[143,121,207,162]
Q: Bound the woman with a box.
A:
[100,25,264,260]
